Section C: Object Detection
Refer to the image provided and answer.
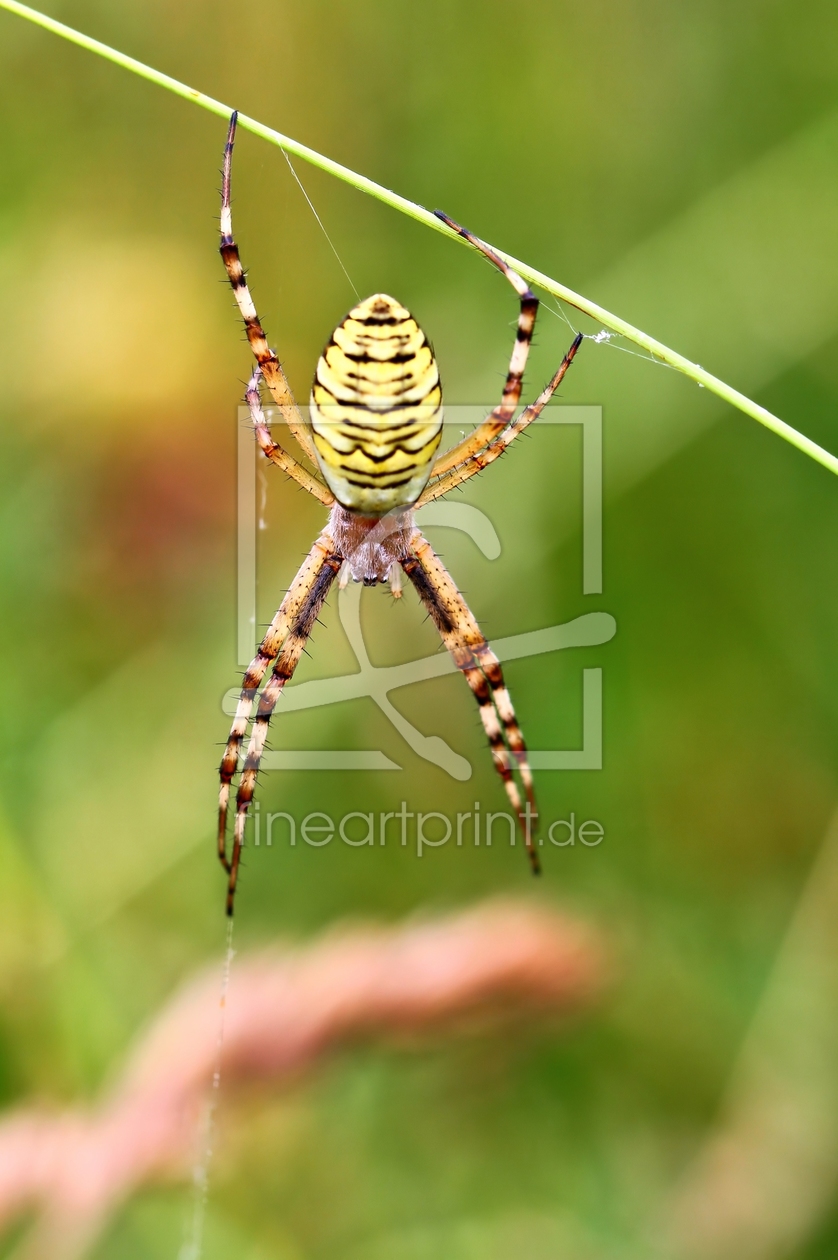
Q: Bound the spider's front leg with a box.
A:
[420,211,582,503]
[220,111,320,470]
[417,332,582,505]
[429,211,541,479]
[245,368,334,506]
[401,529,540,874]
[219,531,343,914]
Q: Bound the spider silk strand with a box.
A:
[280,150,360,300]
[178,917,235,1260]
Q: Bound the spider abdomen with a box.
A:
[310,294,443,513]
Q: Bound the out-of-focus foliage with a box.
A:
[0,1,837,1256]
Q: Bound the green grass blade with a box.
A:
[1,0,836,476]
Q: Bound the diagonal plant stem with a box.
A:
[2,0,837,477]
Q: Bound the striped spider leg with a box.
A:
[419,210,582,503]
[219,529,343,915]
[427,211,541,480]
[245,366,335,505]
[409,220,579,856]
[220,111,322,471]
[218,112,338,913]
[417,332,581,505]
[402,529,541,873]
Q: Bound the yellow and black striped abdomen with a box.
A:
[310,294,443,514]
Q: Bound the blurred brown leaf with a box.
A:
[0,898,607,1259]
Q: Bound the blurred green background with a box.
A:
[1,1,838,1256]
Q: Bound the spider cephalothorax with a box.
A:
[218,111,581,914]
[328,506,415,586]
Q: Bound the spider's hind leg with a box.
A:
[219,530,343,913]
[401,530,540,873]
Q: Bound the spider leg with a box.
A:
[224,536,343,915]
[220,111,319,467]
[401,529,540,874]
[219,531,342,900]
[245,368,334,505]
[417,333,582,506]
[430,212,540,479]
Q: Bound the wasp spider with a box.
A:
[218,113,581,915]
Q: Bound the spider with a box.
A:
[218,112,581,915]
